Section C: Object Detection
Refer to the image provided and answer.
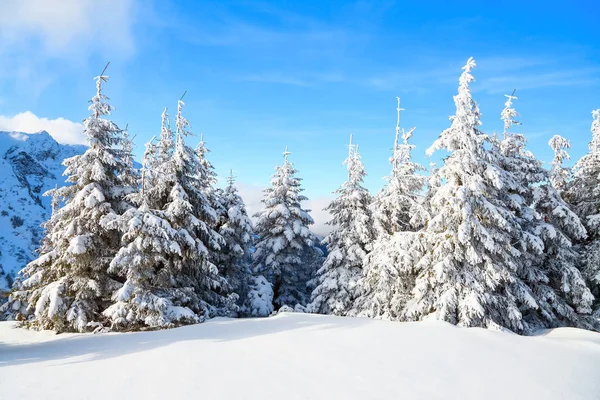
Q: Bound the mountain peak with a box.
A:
[0,130,87,291]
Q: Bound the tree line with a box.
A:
[2,57,599,334]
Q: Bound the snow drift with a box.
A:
[1,313,599,399]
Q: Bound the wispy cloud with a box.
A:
[0,0,136,56]
[0,0,138,98]
[476,68,600,94]
[363,55,600,95]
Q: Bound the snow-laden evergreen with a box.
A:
[527,180,595,329]
[548,135,572,194]
[101,139,199,330]
[253,147,321,310]
[7,74,128,332]
[101,100,230,330]
[569,110,600,226]
[372,98,427,236]
[567,109,600,314]
[190,135,244,300]
[496,92,596,331]
[351,100,427,319]
[215,171,255,314]
[310,137,375,316]
[403,58,538,331]
[246,275,274,317]
[195,134,224,220]
[167,100,229,315]
[194,135,238,309]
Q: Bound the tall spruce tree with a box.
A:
[310,136,375,316]
[351,100,427,319]
[569,110,600,228]
[253,147,320,309]
[162,99,230,316]
[194,134,232,298]
[8,72,127,332]
[527,178,595,330]
[372,97,428,236]
[567,110,600,311]
[496,92,596,331]
[403,58,535,331]
[216,171,255,314]
[101,138,199,330]
[195,134,223,218]
[102,99,230,330]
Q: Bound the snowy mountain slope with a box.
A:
[1,313,599,400]
[0,131,86,291]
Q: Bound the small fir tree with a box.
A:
[351,100,427,319]
[404,58,533,331]
[372,97,427,236]
[253,147,320,309]
[310,137,376,315]
[216,170,255,314]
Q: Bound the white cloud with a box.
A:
[304,196,334,237]
[237,183,333,238]
[0,0,137,98]
[0,111,85,145]
[0,0,136,56]
[236,183,267,220]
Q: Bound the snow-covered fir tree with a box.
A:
[156,108,175,167]
[567,109,600,314]
[569,110,600,226]
[7,73,128,332]
[350,100,427,319]
[102,99,231,330]
[253,147,321,310]
[310,136,375,316]
[101,138,199,330]
[527,179,595,329]
[215,170,255,314]
[548,135,572,194]
[193,134,233,297]
[495,90,541,255]
[195,134,222,213]
[403,58,539,331]
[372,97,428,236]
[168,99,230,315]
[246,274,275,317]
[496,92,596,331]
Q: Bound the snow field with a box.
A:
[1,313,599,400]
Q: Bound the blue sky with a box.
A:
[0,0,598,233]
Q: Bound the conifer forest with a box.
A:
[3,57,600,337]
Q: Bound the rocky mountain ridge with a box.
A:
[0,130,86,291]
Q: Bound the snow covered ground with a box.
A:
[1,312,599,399]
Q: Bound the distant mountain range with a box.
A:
[0,131,323,293]
[0,131,86,291]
